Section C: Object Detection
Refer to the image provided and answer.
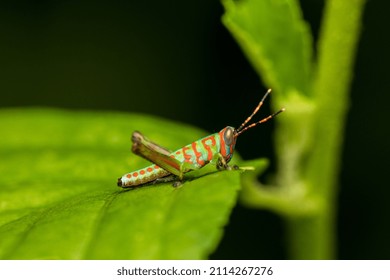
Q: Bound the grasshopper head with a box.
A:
[219,126,237,162]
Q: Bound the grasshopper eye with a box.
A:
[224,127,234,146]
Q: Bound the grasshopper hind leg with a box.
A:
[152,174,177,185]
[154,174,183,188]
[172,180,183,188]
[154,176,183,188]
[152,175,183,188]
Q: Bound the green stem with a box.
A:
[285,0,366,259]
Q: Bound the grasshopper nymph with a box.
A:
[117,89,285,188]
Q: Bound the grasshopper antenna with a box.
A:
[235,107,285,137]
[236,89,272,133]
[235,89,285,137]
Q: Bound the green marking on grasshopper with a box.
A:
[117,89,285,188]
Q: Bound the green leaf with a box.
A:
[0,109,241,259]
[222,0,313,99]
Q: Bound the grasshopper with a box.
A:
[117,89,284,188]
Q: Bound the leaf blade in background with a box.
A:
[222,0,316,194]
[222,0,313,99]
[0,109,241,259]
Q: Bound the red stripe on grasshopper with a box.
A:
[219,130,227,158]
[191,141,205,166]
[182,146,193,163]
[201,135,216,161]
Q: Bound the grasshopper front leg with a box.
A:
[213,153,239,171]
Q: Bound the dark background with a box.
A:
[1,0,389,259]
